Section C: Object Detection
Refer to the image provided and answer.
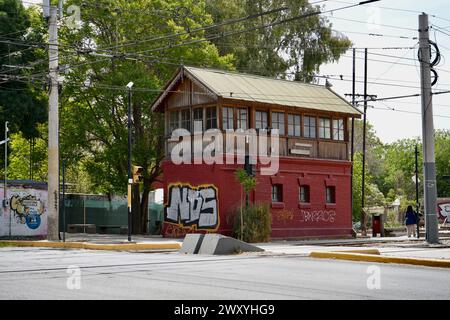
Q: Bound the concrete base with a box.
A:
[179,234,205,254]
[180,233,264,255]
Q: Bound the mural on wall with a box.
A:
[10,194,46,230]
[165,183,219,232]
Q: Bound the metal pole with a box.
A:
[419,13,439,244]
[415,145,420,239]
[351,48,356,226]
[47,6,59,241]
[127,87,132,242]
[62,161,66,242]
[5,122,9,238]
[361,48,368,237]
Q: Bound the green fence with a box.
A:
[59,194,163,234]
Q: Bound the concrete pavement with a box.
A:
[0,246,449,300]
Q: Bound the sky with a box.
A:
[22,0,450,144]
[318,0,450,143]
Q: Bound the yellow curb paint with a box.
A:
[0,241,181,251]
[332,249,380,255]
[309,251,450,268]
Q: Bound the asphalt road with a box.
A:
[0,247,449,300]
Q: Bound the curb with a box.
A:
[0,240,182,251]
[309,251,450,268]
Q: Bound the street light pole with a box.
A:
[4,122,9,238]
[126,82,134,242]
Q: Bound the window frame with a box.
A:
[332,118,345,141]
[255,110,268,130]
[237,108,248,130]
[319,117,331,140]
[326,186,336,204]
[206,106,218,130]
[222,106,234,130]
[193,107,204,132]
[271,184,283,203]
[299,185,310,203]
[303,115,317,139]
[288,113,301,137]
[271,111,285,135]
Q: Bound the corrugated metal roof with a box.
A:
[184,66,361,115]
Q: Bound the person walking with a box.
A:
[405,205,417,238]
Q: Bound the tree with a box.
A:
[205,0,352,80]
[0,1,47,141]
[59,0,233,233]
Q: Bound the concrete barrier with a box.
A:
[179,234,264,255]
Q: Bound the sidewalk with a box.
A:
[0,233,183,251]
[258,237,450,268]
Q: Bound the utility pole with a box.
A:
[3,122,9,238]
[418,13,439,244]
[415,145,420,239]
[47,6,59,241]
[361,48,368,237]
[350,48,356,227]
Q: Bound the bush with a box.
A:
[228,202,272,243]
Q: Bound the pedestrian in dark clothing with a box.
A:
[405,205,417,237]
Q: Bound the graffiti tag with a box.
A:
[438,203,450,219]
[299,210,336,223]
[165,184,219,230]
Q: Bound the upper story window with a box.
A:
[169,111,179,134]
[206,106,217,130]
[237,108,248,130]
[303,116,316,138]
[193,108,204,132]
[333,119,345,141]
[180,109,191,131]
[255,111,268,130]
[319,117,331,139]
[222,107,234,130]
[288,114,301,137]
[271,112,285,135]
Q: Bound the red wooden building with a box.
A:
[151,66,362,239]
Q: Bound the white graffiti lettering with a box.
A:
[165,185,219,230]
[299,210,336,223]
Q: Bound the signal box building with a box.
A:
[151,66,362,239]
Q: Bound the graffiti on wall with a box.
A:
[275,209,336,224]
[438,202,450,220]
[165,183,219,231]
[10,194,46,230]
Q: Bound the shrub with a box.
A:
[228,202,271,243]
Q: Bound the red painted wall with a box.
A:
[161,157,353,239]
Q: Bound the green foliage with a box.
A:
[0,1,47,140]
[229,202,271,243]
[7,124,47,181]
[206,0,351,80]
[235,168,257,194]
